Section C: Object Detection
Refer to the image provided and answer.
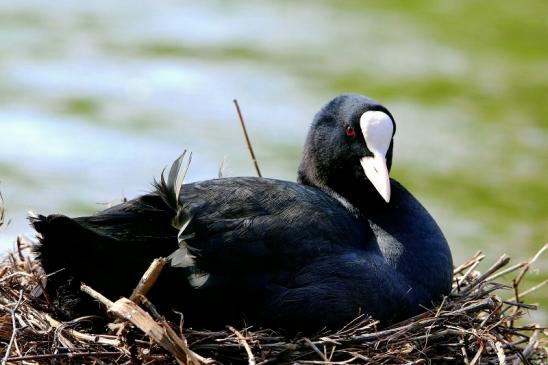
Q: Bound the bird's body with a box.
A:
[33,94,453,333]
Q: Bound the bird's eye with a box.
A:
[346,126,357,138]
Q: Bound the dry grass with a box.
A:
[0,232,546,364]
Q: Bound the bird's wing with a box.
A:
[168,177,366,275]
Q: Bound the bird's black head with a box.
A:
[298,93,396,204]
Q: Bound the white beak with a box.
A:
[359,110,394,203]
[360,154,391,202]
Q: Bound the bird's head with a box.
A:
[298,93,396,203]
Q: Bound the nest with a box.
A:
[0,227,546,364]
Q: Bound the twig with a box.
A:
[461,337,470,365]
[501,301,537,310]
[140,295,166,321]
[434,295,447,318]
[453,257,483,294]
[305,338,328,362]
[514,244,547,287]
[4,352,123,362]
[233,99,262,177]
[511,328,540,365]
[460,255,511,294]
[0,190,5,230]
[15,236,24,262]
[487,262,528,282]
[469,341,484,365]
[129,257,166,303]
[44,314,121,347]
[509,245,546,327]
[83,283,203,365]
[109,297,204,365]
[2,290,23,365]
[80,283,114,308]
[452,297,496,314]
[494,341,506,365]
[229,326,256,365]
[453,251,484,274]
[508,279,547,302]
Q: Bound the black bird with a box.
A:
[32,94,452,332]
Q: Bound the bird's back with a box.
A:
[32,177,372,329]
[180,177,367,270]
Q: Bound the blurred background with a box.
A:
[0,1,546,315]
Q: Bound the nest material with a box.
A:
[0,235,546,364]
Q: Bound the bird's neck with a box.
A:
[300,160,453,299]
[298,159,386,216]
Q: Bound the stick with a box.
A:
[0,190,5,229]
[305,338,328,362]
[460,255,510,294]
[508,279,547,302]
[469,341,484,365]
[453,251,483,274]
[494,341,506,365]
[508,245,546,327]
[514,243,547,288]
[512,328,540,365]
[109,297,203,365]
[4,352,122,362]
[486,261,528,282]
[129,257,166,303]
[81,283,208,364]
[80,283,114,308]
[44,314,121,347]
[228,326,256,365]
[2,290,23,365]
[233,99,262,177]
[452,256,483,294]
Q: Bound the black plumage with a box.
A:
[32,94,453,333]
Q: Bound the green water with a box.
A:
[0,1,546,315]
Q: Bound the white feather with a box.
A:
[168,244,196,268]
[188,271,210,288]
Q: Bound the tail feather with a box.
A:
[155,153,207,288]
[153,151,191,219]
[31,213,114,316]
[154,151,198,272]
[30,153,195,317]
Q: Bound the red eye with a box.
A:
[346,126,356,138]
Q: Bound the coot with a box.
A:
[32,94,452,332]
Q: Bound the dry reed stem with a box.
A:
[0,192,5,231]
[229,326,257,365]
[129,257,166,303]
[233,99,262,177]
